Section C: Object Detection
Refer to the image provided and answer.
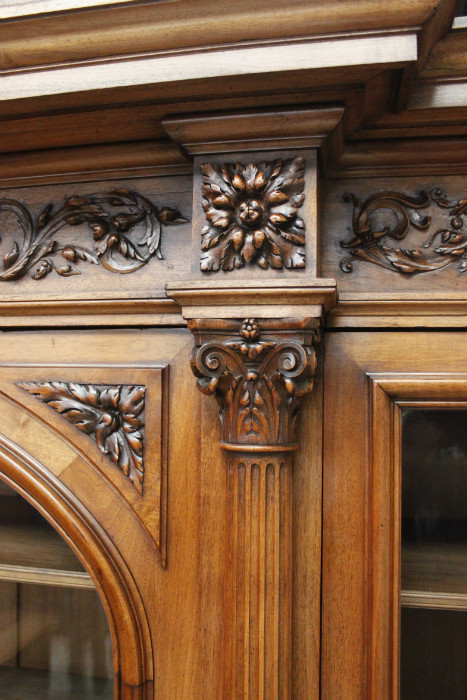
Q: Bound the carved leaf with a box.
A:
[341,188,467,276]
[0,190,187,282]
[3,243,19,270]
[17,381,145,494]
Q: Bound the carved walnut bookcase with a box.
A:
[0,1,466,698]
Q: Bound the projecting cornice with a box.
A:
[0,1,448,71]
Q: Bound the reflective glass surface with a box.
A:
[0,480,113,699]
[401,410,467,699]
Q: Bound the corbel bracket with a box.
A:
[167,278,337,451]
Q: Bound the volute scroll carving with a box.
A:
[190,318,318,449]
[0,189,187,281]
[340,187,467,276]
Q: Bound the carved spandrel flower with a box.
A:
[17,382,145,494]
[200,156,306,271]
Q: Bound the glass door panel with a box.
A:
[0,480,114,699]
[401,409,467,699]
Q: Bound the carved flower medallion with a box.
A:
[200,156,306,271]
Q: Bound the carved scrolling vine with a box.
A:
[190,319,316,446]
[200,156,306,272]
[0,189,187,281]
[18,382,145,494]
[340,188,467,275]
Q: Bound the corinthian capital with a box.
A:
[189,317,319,450]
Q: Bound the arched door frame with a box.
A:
[0,433,153,700]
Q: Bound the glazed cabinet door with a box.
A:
[0,327,218,700]
[322,331,467,700]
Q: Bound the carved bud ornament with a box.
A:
[190,319,316,448]
[200,156,306,271]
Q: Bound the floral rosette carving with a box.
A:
[340,188,467,276]
[190,319,316,446]
[200,157,306,272]
[18,382,145,494]
[0,189,187,281]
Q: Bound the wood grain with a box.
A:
[322,331,467,699]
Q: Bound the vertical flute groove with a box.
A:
[228,454,292,699]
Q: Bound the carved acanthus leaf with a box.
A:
[340,188,467,276]
[18,382,145,494]
[200,157,306,272]
[190,319,316,446]
[0,189,187,281]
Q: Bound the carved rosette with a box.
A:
[190,318,316,448]
[200,157,306,272]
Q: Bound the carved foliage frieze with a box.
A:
[340,188,467,276]
[18,382,145,494]
[191,319,316,446]
[200,157,306,272]
[0,189,187,281]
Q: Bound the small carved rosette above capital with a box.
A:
[190,318,317,448]
[200,157,306,272]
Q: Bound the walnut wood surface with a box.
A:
[188,315,323,698]
[225,454,292,699]
[0,176,192,316]
[1,1,467,697]
[322,332,467,700]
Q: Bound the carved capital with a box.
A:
[189,317,318,450]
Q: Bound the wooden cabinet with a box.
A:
[1,1,467,698]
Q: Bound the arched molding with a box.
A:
[0,433,154,699]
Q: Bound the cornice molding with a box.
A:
[330,136,467,177]
[0,1,441,71]
[328,293,467,328]
[0,33,417,103]
[0,140,191,188]
[166,278,337,320]
[0,0,142,19]
[162,106,344,154]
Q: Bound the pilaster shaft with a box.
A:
[227,452,292,699]
[189,317,318,699]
